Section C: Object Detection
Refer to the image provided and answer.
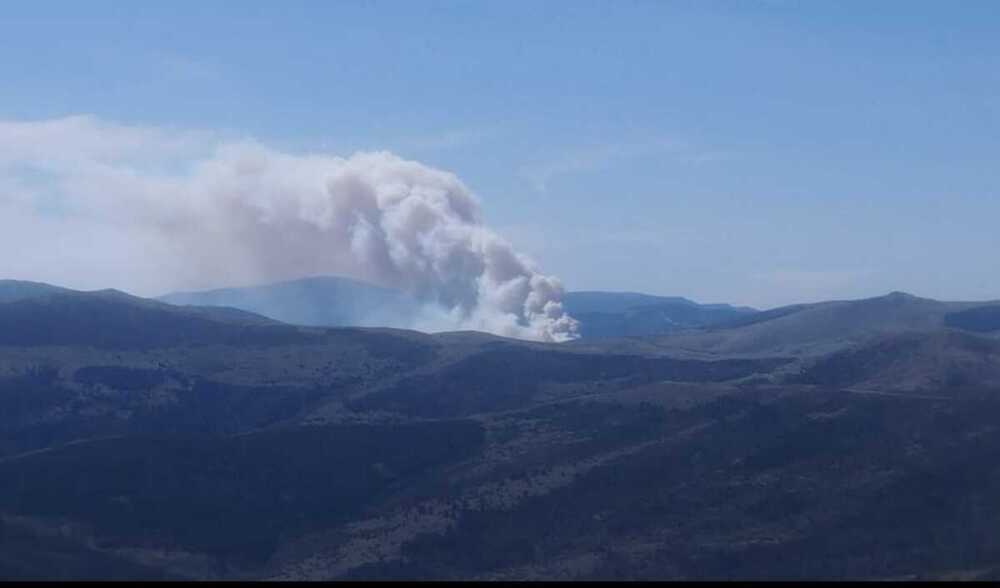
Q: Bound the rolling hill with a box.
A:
[3,280,1000,580]
[0,287,298,349]
[0,280,73,303]
[787,329,1000,392]
[637,291,1000,357]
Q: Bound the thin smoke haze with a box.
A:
[0,115,579,342]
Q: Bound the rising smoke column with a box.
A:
[172,145,580,341]
[0,117,579,342]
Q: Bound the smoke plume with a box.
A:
[0,116,579,342]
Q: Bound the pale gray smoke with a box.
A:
[0,116,579,342]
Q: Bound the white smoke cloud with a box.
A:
[0,115,578,342]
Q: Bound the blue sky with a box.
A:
[2,1,999,308]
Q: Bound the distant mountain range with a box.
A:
[157,276,1000,345]
[159,276,420,329]
[6,278,1000,357]
[561,291,758,338]
[157,276,762,339]
[4,277,1000,580]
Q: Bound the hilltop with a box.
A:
[2,280,1000,580]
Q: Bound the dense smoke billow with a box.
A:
[0,116,579,342]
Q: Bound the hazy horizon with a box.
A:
[5,4,1000,580]
[2,1,999,311]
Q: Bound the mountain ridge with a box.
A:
[158,276,763,339]
[3,277,1000,579]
